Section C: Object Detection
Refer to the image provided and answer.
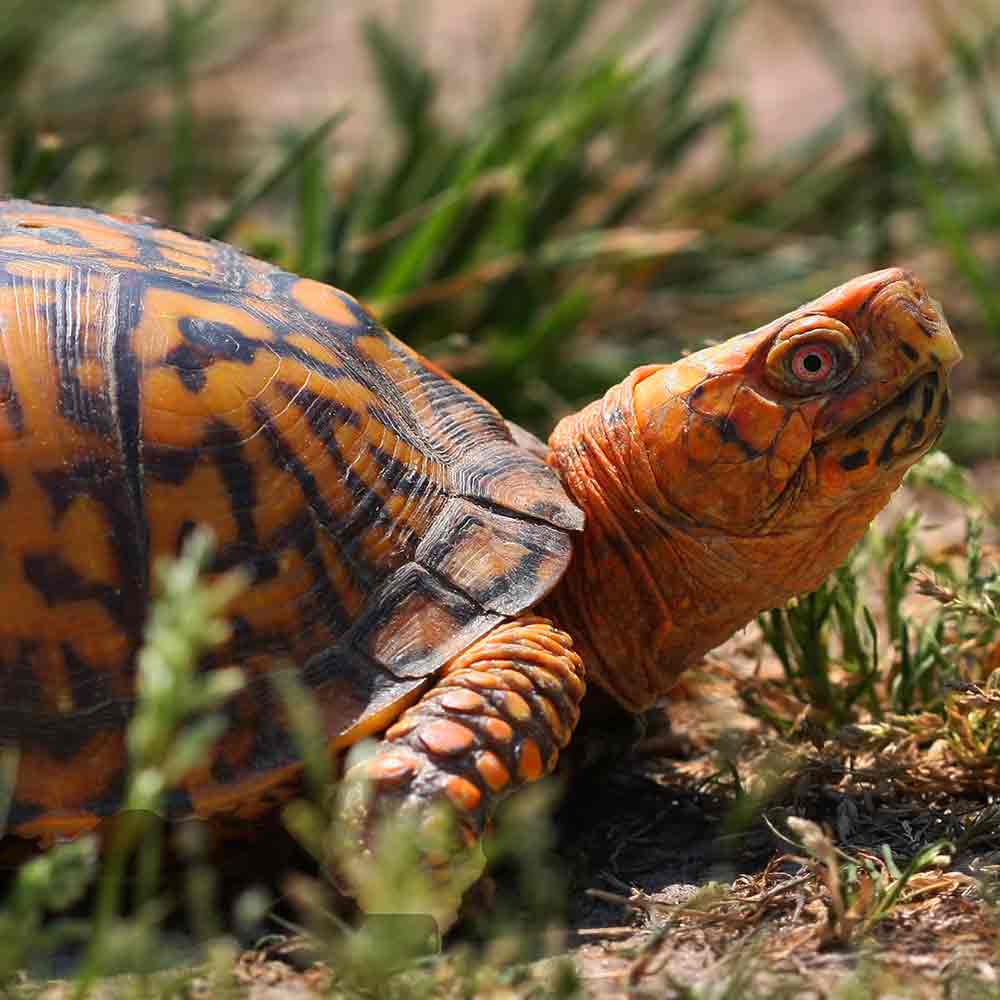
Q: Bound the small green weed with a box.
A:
[753,451,983,732]
[783,816,953,946]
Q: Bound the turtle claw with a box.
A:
[327,755,483,932]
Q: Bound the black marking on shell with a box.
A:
[164,345,209,392]
[198,418,280,582]
[112,276,149,620]
[284,387,404,579]
[367,440,434,510]
[142,444,199,484]
[63,643,116,712]
[23,553,128,626]
[212,543,279,584]
[342,562,500,680]
[365,402,440,458]
[0,686,128,763]
[270,510,353,634]
[178,317,260,365]
[0,361,25,435]
[0,643,44,718]
[204,420,259,545]
[15,225,91,248]
[30,457,146,635]
[253,397,374,603]
[273,381,361,427]
[35,458,114,520]
[900,342,919,362]
[56,374,116,436]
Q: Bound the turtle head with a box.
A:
[544,269,960,711]
[633,268,960,544]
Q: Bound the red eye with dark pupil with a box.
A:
[791,344,835,382]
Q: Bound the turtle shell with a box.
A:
[0,200,583,838]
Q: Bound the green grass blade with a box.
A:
[205,112,345,240]
[165,0,196,227]
[369,140,493,303]
[294,128,331,278]
[362,16,437,136]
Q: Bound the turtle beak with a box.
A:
[814,268,961,447]
[815,269,961,473]
[866,270,963,374]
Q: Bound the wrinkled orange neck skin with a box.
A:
[540,268,960,712]
[539,371,900,711]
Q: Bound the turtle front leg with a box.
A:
[334,615,585,908]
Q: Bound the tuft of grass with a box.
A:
[782,816,954,947]
[751,452,985,734]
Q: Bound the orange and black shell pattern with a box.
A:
[0,200,584,840]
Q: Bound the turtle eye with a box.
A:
[766,317,859,396]
[790,343,835,382]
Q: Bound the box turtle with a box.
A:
[0,201,960,900]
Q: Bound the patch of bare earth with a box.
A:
[554,489,1000,997]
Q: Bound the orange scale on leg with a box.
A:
[503,692,532,721]
[482,717,513,743]
[439,689,487,713]
[498,669,534,694]
[384,717,419,740]
[537,697,568,746]
[419,720,477,756]
[445,776,482,812]
[476,752,511,792]
[517,740,544,782]
[368,752,419,786]
[452,669,505,690]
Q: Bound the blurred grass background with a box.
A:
[4,2,1000,993]
[5,0,998,462]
